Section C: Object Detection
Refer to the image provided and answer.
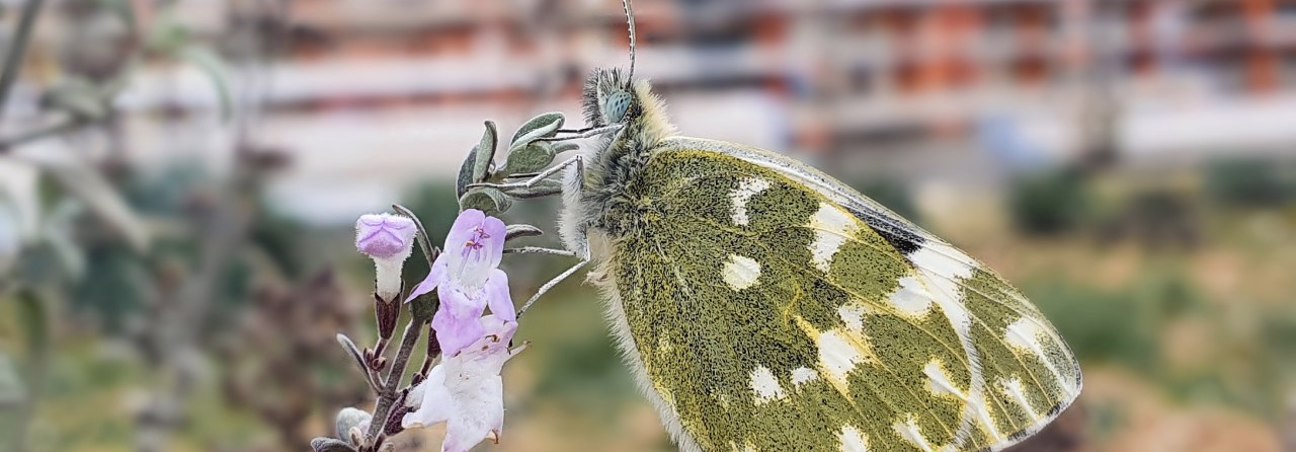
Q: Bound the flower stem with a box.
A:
[366,318,424,442]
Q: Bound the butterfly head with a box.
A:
[582,68,637,127]
[582,0,641,128]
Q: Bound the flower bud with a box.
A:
[355,213,417,301]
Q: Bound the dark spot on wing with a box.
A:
[846,205,925,255]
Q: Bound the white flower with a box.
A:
[402,315,523,452]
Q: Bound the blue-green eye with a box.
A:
[603,90,632,124]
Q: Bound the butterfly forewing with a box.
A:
[600,144,1080,452]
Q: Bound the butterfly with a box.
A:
[463,1,1081,450]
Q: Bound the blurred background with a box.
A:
[1,0,1294,450]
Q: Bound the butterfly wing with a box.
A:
[594,138,1081,452]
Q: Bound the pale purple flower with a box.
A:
[355,213,418,301]
[408,209,514,357]
[402,314,523,452]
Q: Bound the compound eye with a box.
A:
[602,90,632,124]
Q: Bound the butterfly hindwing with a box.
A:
[596,141,1080,452]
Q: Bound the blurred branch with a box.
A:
[0,118,94,153]
[0,0,47,125]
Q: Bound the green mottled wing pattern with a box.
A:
[599,144,1081,452]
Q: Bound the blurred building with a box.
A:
[10,0,1296,222]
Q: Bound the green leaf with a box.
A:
[551,141,582,154]
[509,112,564,150]
[458,186,512,216]
[472,121,499,183]
[503,141,556,175]
[455,150,477,198]
[311,437,357,452]
[505,224,543,242]
[335,408,372,445]
[335,334,374,388]
[502,177,563,199]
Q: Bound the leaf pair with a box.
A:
[456,113,574,215]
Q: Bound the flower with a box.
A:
[403,314,523,452]
[355,213,418,301]
[408,209,514,357]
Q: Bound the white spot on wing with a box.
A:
[923,360,967,401]
[893,416,938,452]
[1000,377,1042,424]
[817,330,865,390]
[909,241,985,447]
[807,203,859,273]
[837,303,867,333]
[973,391,1004,443]
[730,178,771,226]
[1006,318,1078,398]
[838,424,869,452]
[890,275,934,316]
[749,366,786,405]
[722,254,762,291]
[791,367,819,387]
[908,242,976,335]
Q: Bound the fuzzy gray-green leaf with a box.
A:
[335,334,371,384]
[472,121,498,182]
[504,142,556,175]
[456,150,478,198]
[311,437,357,452]
[510,112,564,149]
[502,177,563,199]
[335,408,372,445]
[551,141,581,154]
[505,224,543,242]
[459,187,512,216]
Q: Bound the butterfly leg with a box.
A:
[537,124,623,142]
[504,247,578,257]
[517,245,590,317]
[479,155,593,317]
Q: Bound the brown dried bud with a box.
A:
[374,293,400,341]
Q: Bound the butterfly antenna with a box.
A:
[622,0,636,88]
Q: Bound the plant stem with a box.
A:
[0,118,89,152]
[0,0,47,127]
[366,319,424,441]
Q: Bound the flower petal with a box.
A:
[440,375,503,452]
[478,216,506,274]
[406,253,448,303]
[466,315,519,374]
[483,269,515,323]
[443,209,486,252]
[355,213,416,260]
[432,287,487,357]
[443,210,486,282]
[402,365,453,429]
